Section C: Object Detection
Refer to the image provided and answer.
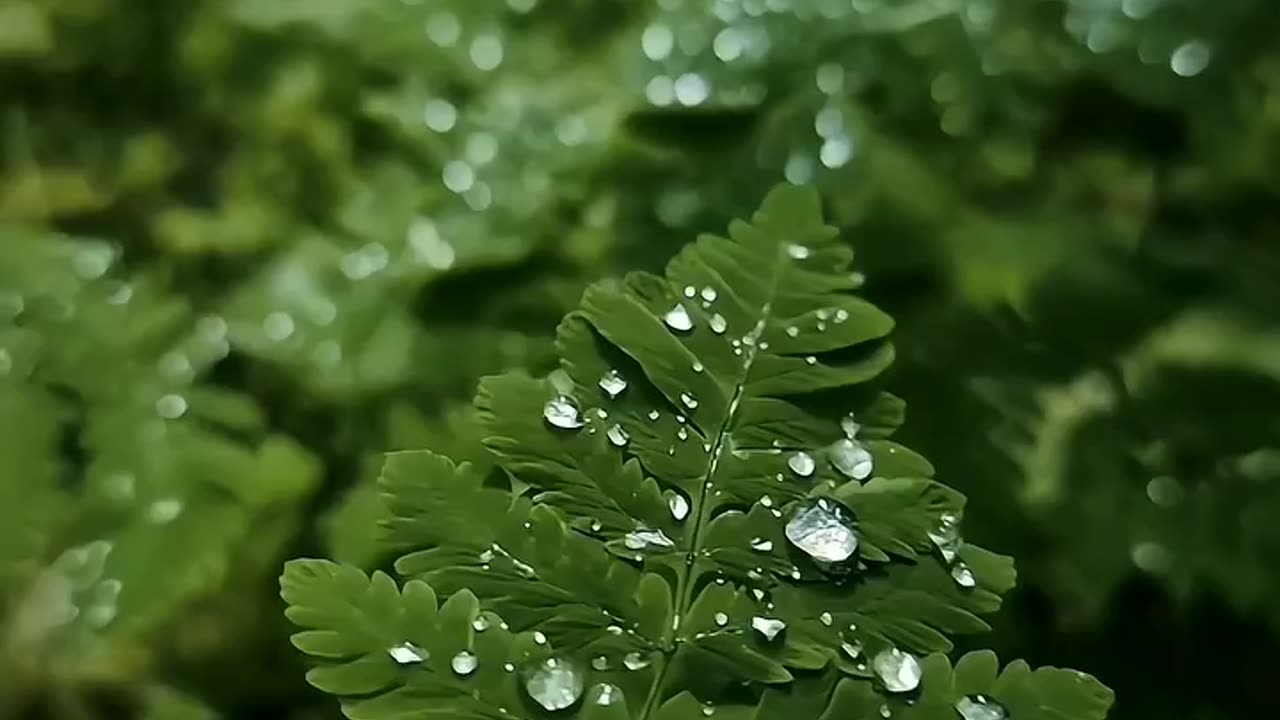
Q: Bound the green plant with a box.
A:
[281,185,1113,719]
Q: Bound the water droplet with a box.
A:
[451,651,478,675]
[624,527,675,551]
[714,612,729,626]
[648,410,661,422]
[443,160,475,193]
[880,704,892,718]
[683,285,697,299]
[590,682,622,706]
[751,616,786,641]
[623,651,651,670]
[700,286,718,302]
[677,426,689,441]
[750,537,773,552]
[841,414,861,438]
[819,611,833,626]
[147,498,183,525]
[470,33,504,70]
[667,490,690,521]
[928,513,962,563]
[544,396,584,430]
[642,23,674,60]
[523,657,584,711]
[956,695,1008,720]
[692,360,704,373]
[155,394,188,420]
[665,304,694,332]
[787,451,816,478]
[951,562,976,588]
[785,498,859,564]
[820,136,854,168]
[829,439,873,480]
[1170,40,1211,77]
[425,12,461,46]
[680,393,698,410]
[841,638,863,659]
[388,642,427,664]
[713,27,743,61]
[709,313,728,334]
[760,495,774,508]
[607,424,630,447]
[805,356,818,365]
[702,704,715,716]
[472,615,491,632]
[646,75,675,105]
[263,311,295,341]
[533,631,547,644]
[873,648,921,693]
[674,73,710,106]
[787,244,810,260]
[589,655,610,671]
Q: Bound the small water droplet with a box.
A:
[544,396,584,430]
[787,244,810,260]
[951,562,976,588]
[533,631,547,644]
[785,325,799,337]
[760,495,774,508]
[805,356,818,365]
[607,424,630,447]
[522,657,584,711]
[623,651,651,670]
[750,537,774,552]
[591,655,610,671]
[1170,40,1211,77]
[880,704,892,718]
[472,615,490,632]
[956,695,1009,720]
[155,394,188,420]
[666,490,690,521]
[819,612,833,626]
[665,304,694,332]
[751,616,786,641]
[599,370,628,399]
[648,410,661,421]
[263,311,295,341]
[928,513,962,563]
[451,651,478,676]
[388,642,427,664]
[713,612,729,626]
[785,498,859,564]
[700,286,718,302]
[830,439,873,480]
[841,638,863,659]
[702,704,715,716]
[873,648,921,693]
[677,427,689,441]
[147,498,183,525]
[591,682,622,706]
[692,360,704,373]
[624,528,675,551]
[680,393,698,410]
[841,414,861,438]
[709,313,728,334]
[787,451,816,478]
[674,73,710,106]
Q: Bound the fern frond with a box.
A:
[284,185,1112,719]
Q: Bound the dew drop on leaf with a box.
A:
[692,360,704,373]
[830,439,873,480]
[666,490,690,521]
[702,704,715,716]
[880,704,892,718]
[928,513,962,563]
[841,413,861,438]
[785,498,859,564]
[700,286,718,302]
[648,410,661,421]
[786,325,799,337]
[683,284,697,298]
[590,683,622,707]
[749,537,773,552]
[624,527,675,551]
[533,631,547,644]
[710,313,728,334]
[592,655,609,670]
[873,648,922,693]
[523,657,584,711]
[680,392,699,410]
[544,396,584,430]
[951,561,976,588]
[607,424,630,447]
[451,651,478,676]
[472,615,490,632]
[599,370,628,399]
[387,642,427,664]
[787,244,810,259]
[819,611,833,626]
[751,616,786,641]
[623,651,651,670]
[713,612,729,626]
[841,638,863,659]
[787,451,816,477]
[664,304,694,332]
[956,695,1009,720]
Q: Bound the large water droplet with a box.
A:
[951,561,976,588]
[544,396,584,430]
[642,23,674,61]
[664,304,694,332]
[623,651,651,670]
[451,651,478,676]
[830,439,874,480]
[873,648,921,693]
[751,616,786,641]
[666,490,690,521]
[956,695,1008,720]
[785,498,859,564]
[787,451,816,478]
[523,657,584,711]
[710,313,728,334]
[624,528,675,551]
[387,642,427,664]
[607,424,630,447]
[599,370,628,399]
[928,513,962,563]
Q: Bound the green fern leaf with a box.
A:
[284,185,1112,719]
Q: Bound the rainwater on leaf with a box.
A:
[664,304,694,332]
[387,642,427,664]
[785,498,860,564]
[523,657,584,711]
[829,439,873,480]
[788,451,816,478]
[751,616,786,641]
[956,695,1009,720]
[544,395,585,430]
[873,648,922,693]
[599,369,628,399]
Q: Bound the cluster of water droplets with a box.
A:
[928,512,977,589]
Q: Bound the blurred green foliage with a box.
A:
[2,0,1279,718]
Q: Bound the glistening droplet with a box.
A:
[664,304,694,332]
[624,528,675,551]
[523,657,584,711]
[599,370,628,399]
[928,513,962,563]
[785,498,859,564]
[666,490,690,521]
[751,616,786,641]
[830,439,873,480]
[955,695,1008,720]
[387,642,427,664]
[710,313,728,334]
[951,562,976,588]
[607,424,630,447]
[451,651,478,676]
[544,396,584,430]
[872,648,921,693]
[788,451,816,478]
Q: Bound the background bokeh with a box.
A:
[3,0,1279,718]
